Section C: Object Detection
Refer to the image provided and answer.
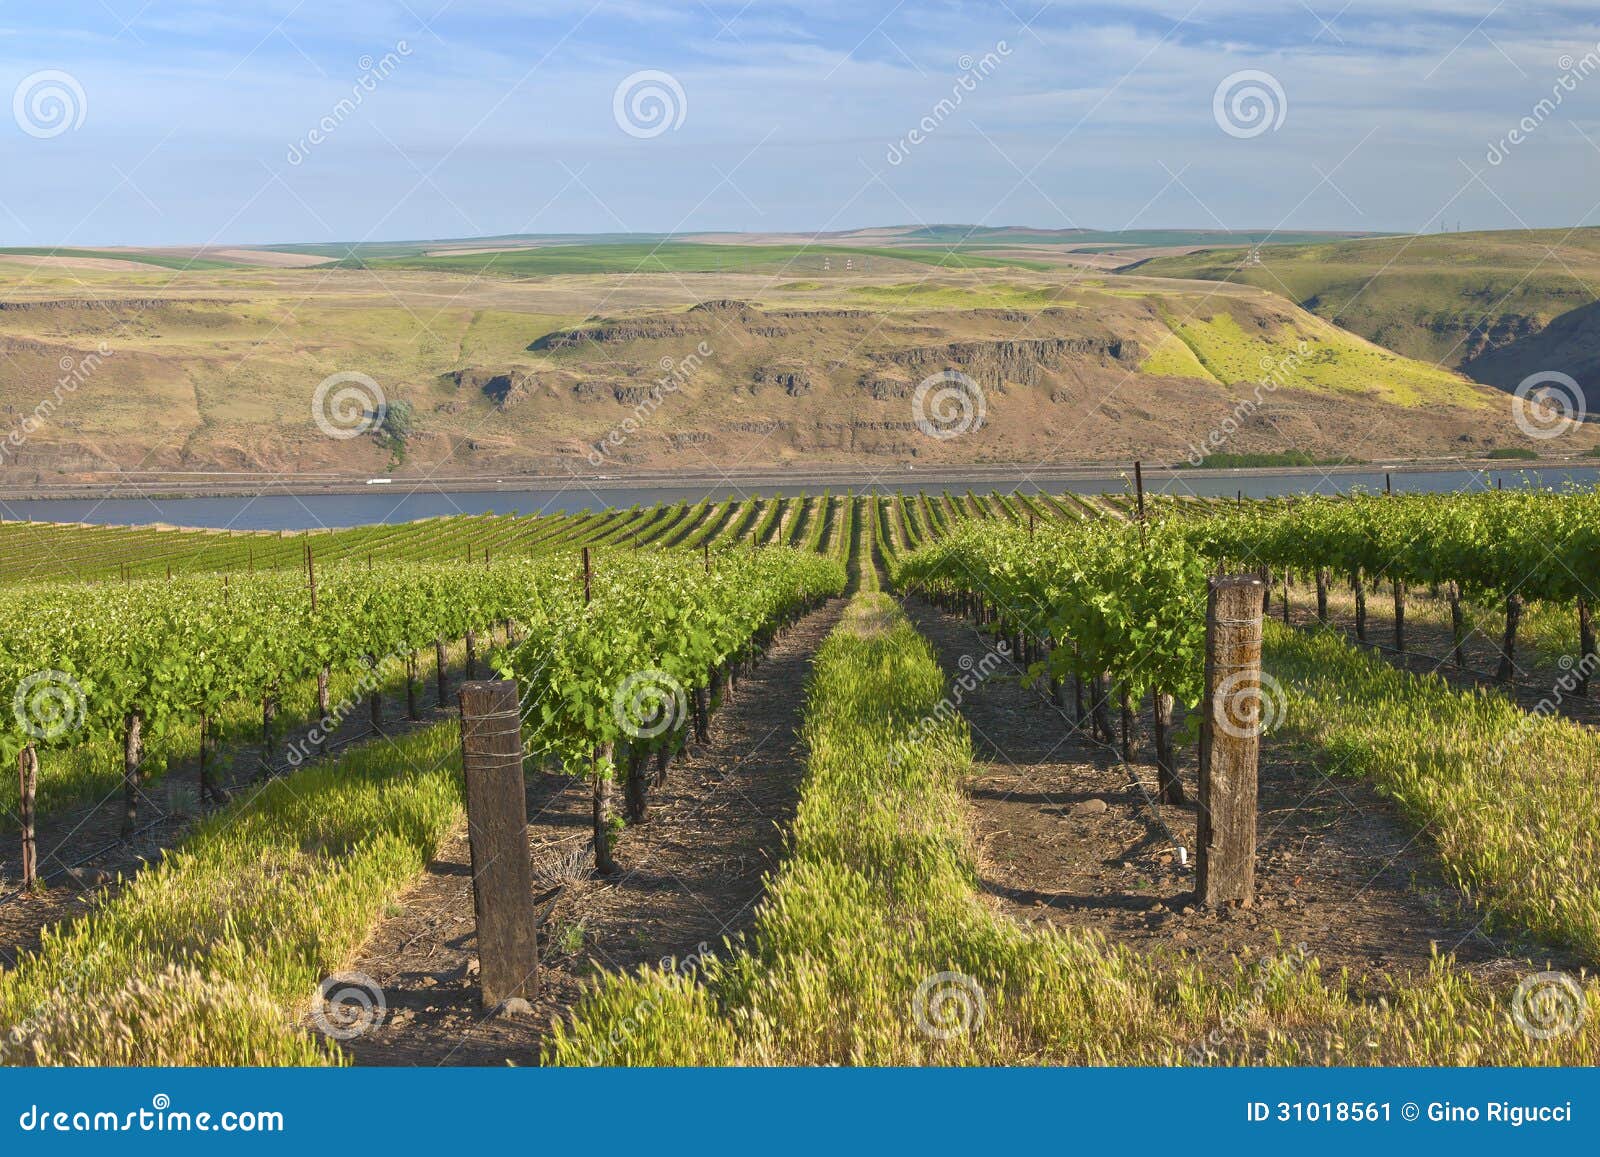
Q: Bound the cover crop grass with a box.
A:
[548,595,1596,1066]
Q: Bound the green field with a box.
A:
[344,241,1048,276]
[0,247,245,271]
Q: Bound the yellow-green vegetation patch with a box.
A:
[845,281,1062,310]
[0,722,464,1066]
[1139,329,1218,381]
[1167,310,1484,407]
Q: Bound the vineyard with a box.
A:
[0,486,1597,1066]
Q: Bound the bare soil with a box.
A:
[900,597,1577,987]
[337,598,845,1066]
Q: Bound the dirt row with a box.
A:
[337,598,846,1066]
[899,596,1578,985]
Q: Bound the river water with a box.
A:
[1,467,1594,531]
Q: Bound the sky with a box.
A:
[2,0,1599,246]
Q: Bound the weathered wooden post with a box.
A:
[122,709,144,839]
[1352,569,1367,641]
[435,637,448,705]
[1497,593,1523,683]
[18,745,37,889]
[458,680,539,1006]
[1392,577,1407,653]
[1580,596,1596,696]
[1197,575,1265,908]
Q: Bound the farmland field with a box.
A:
[2,487,1596,1068]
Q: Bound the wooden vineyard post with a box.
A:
[1392,577,1407,653]
[1580,597,1596,696]
[592,742,616,875]
[1197,575,1264,908]
[406,650,421,721]
[458,680,539,1006]
[1133,460,1146,522]
[367,654,383,734]
[1150,691,1185,804]
[582,546,593,605]
[1448,582,1467,668]
[198,711,213,804]
[1497,593,1523,683]
[122,709,144,839]
[435,638,448,705]
[1352,570,1367,641]
[18,745,38,889]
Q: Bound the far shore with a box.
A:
[0,455,1585,504]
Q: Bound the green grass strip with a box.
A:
[1267,622,1600,958]
[547,596,1598,1066]
[0,723,462,1065]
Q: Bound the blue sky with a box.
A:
[2,0,1599,245]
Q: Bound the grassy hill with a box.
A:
[1130,228,1600,380]
[0,253,1549,481]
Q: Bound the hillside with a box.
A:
[0,256,1555,483]
[1131,229,1600,394]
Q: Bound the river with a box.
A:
[0,466,1594,531]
